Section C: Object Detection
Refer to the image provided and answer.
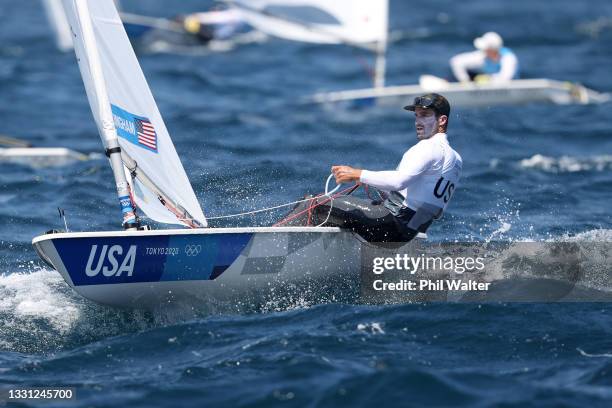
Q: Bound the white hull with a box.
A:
[309,78,610,108]
[32,227,375,309]
[0,147,90,168]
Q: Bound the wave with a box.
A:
[576,16,612,38]
[519,154,612,173]
[0,301,609,406]
[0,228,608,354]
[577,347,612,358]
[0,269,155,353]
[0,267,341,353]
[0,269,79,335]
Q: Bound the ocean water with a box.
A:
[1,0,612,406]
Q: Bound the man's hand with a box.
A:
[331,165,362,184]
[474,74,491,84]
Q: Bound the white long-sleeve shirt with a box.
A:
[360,133,462,215]
[450,50,518,84]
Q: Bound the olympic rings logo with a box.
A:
[184,244,202,256]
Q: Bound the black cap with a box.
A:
[404,93,450,117]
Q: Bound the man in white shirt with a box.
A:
[302,93,462,242]
[450,32,519,84]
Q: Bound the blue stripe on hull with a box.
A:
[53,233,253,286]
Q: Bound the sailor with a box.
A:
[181,7,246,43]
[297,93,462,242]
[450,32,519,84]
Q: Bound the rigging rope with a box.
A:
[206,174,361,228]
[273,184,360,227]
[206,196,316,220]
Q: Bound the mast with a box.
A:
[374,0,389,89]
[374,40,387,88]
[74,0,139,230]
[121,152,205,228]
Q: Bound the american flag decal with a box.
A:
[135,118,157,151]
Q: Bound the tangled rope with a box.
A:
[273,184,360,227]
[205,174,360,227]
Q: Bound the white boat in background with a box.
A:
[32,0,382,309]
[228,0,609,108]
[310,76,611,108]
[0,147,89,168]
[0,135,90,168]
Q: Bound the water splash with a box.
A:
[357,322,385,335]
[474,196,526,242]
[488,221,512,241]
[0,268,156,354]
[0,269,80,335]
[562,229,612,242]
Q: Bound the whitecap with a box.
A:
[0,268,80,335]
[577,347,612,358]
[519,154,612,173]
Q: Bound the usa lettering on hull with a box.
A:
[52,233,252,286]
[85,244,137,277]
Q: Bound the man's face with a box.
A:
[414,107,438,140]
[485,48,500,60]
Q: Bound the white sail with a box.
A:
[230,0,388,49]
[61,0,207,228]
[42,0,74,51]
[42,1,124,52]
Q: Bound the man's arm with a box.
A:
[359,169,421,191]
[450,51,485,83]
[332,144,434,191]
[331,167,422,191]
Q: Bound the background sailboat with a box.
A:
[309,76,610,108]
[42,0,264,54]
[0,134,92,168]
[228,0,609,108]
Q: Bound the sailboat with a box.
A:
[42,0,264,54]
[310,76,610,108]
[228,0,609,108]
[0,134,91,168]
[32,0,372,309]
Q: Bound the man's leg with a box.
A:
[312,196,415,242]
[277,196,418,242]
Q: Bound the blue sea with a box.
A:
[1,0,612,406]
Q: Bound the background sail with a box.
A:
[230,0,388,48]
[42,0,74,51]
[61,0,207,227]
